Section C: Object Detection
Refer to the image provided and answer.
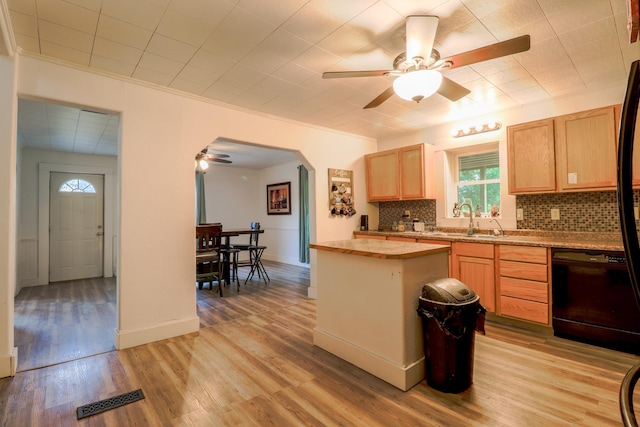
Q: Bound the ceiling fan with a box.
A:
[322,15,531,109]
[195,148,232,170]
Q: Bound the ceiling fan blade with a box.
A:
[437,77,471,102]
[406,15,439,63]
[208,153,229,158]
[441,35,530,70]
[323,70,392,79]
[209,158,232,164]
[364,87,395,109]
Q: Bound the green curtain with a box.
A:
[298,165,310,264]
[195,171,207,224]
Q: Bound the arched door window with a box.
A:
[58,178,96,193]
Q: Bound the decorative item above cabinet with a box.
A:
[507,105,621,194]
[365,143,435,202]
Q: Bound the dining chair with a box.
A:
[231,222,269,285]
[195,224,224,296]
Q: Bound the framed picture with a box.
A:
[267,182,291,215]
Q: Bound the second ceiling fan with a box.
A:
[322,15,531,109]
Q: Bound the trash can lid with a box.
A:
[420,278,478,304]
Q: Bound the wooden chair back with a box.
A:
[196,224,222,253]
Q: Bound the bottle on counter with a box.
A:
[397,220,405,232]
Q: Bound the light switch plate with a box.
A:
[516,208,523,220]
[551,208,560,220]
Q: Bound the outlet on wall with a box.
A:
[551,208,560,220]
[516,208,524,220]
[404,210,410,217]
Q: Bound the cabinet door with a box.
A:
[399,145,425,199]
[365,150,400,201]
[555,106,617,191]
[507,119,556,194]
[455,255,495,313]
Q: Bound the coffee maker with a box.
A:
[360,215,368,231]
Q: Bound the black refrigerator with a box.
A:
[616,59,640,427]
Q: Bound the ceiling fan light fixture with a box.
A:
[198,159,209,170]
[393,70,443,103]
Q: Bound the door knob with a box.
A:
[97,232,103,236]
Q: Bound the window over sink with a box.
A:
[455,149,500,217]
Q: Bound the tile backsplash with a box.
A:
[379,200,436,228]
[516,191,640,232]
[377,190,640,233]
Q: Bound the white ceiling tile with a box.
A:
[236,0,307,26]
[96,15,153,50]
[132,66,175,86]
[101,0,169,31]
[292,45,341,73]
[137,51,185,76]
[166,0,235,28]
[93,37,143,65]
[40,40,90,65]
[281,4,343,45]
[176,65,218,86]
[271,62,318,84]
[537,0,613,35]
[146,33,197,63]
[255,30,312,62]
[317,25,373,59]
[7,0,36,15]
[309,0,377,23]
[238,49,288,75]
[38,20,94,52]
[12,33,40,52]
[382,0,453,16]
[188,49,237,75]
[90,54,136,76]
[347,1,404,39]
[8,10,38,38]
[35,0,99,34]
[156,10,212,47]
[65,0,102,12]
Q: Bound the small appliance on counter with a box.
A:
[360,215,368,231]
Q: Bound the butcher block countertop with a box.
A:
[353,230,626,251]
[309,239,450,259]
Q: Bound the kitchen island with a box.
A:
[309,239,449,391]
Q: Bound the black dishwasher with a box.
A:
[551,249,640,354]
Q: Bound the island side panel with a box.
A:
[313,249,448,390]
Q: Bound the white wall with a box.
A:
[0,54,17,378]
[0,53,378,377]
[203,165,260,228]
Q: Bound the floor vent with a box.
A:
[76,389,145,419]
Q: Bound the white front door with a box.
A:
[49,172,104,282]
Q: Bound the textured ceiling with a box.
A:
[6,0,640,163]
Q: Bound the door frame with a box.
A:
[38,163,115,285]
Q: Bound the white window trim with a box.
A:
[434,141,516,231]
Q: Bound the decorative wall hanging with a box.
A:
[267,182,291,215]
[328,169,355,217]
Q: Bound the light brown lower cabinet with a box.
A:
[496,245,551,325]
[354,234,386,240]
[451,242,495,313]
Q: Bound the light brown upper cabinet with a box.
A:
[507,105,619,194]
[507,119,556,194]
[555,106,618,191]
[365,144,434,201]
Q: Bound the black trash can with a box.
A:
[417,278,486,393]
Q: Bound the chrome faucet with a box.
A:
[457,202,475,235]
[490,218,504,236]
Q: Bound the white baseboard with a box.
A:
[0,347,18,379]
[115,316,200,350]
[313,328,424,391]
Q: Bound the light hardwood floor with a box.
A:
[2,260,639,426]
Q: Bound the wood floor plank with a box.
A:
[2,260,640,425]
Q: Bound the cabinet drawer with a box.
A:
[354,234,386,240]
[499,260,548,282]
[499,245,547,264]
[417,239,451,246]
[453,242,494,259]
[500,276,548,303]
[387,236,416,242]
[500,296,549,324]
